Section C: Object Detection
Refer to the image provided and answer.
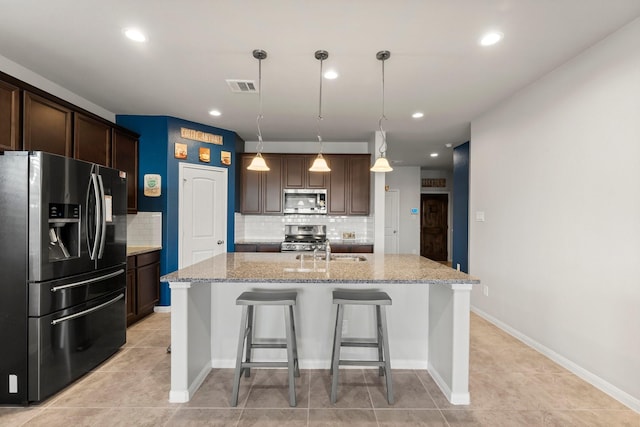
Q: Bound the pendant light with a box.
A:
[247,49,270,171]
[309,50,331,172]
[370,50,393,173]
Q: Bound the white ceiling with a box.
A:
[1,1,639,170]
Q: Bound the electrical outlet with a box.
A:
[342,319,348,335]
[483,285,489,297]
[456,263,461,271]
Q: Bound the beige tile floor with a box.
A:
[1,312,638,426]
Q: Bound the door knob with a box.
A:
[217,240,224,245]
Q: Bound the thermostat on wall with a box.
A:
[410,208,419,215]
[144,174,161,197]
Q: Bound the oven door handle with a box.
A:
[50,269,125,292]
[51,293,124,326]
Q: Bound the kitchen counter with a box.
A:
[162,252,477,284]
[126,246,162,256]
[163,253,479,406]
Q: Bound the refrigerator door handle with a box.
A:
[51,293,124,326]
[89,173,102,261]
[97,173,107,259]
[50,269,125,292]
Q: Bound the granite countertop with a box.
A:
[127,246,162,256]
[161,252,479,285]
[234,239,374,245]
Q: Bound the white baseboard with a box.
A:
[471,306,640,413]
[154,305,171,313]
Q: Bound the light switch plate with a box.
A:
[475,211,485,222]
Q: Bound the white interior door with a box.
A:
[179,163,228,268]
[385,189,399,254]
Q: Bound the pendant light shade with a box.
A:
[370,155,393,172]
[247,49,270,171]
[309,50,331,173]
[247,152,270,171]
[309,153,330,172]
[371,50,393,173]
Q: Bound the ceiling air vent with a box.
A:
[226,79,258,93]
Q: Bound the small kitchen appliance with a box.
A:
[283,189,327,214]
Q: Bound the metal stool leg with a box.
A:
[231,305,249,406]
[244,305,254,378]
[379,305,394,404]
[289,305,300,377]
[284,305,297,407]
[330,304,344,404]
[376,305,384,376]
[330,305,340,376]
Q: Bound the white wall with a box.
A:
[469,17,640,410]
[387,166,421,254]
[0,54,115,121]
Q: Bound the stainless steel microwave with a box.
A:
[283,189,327,214]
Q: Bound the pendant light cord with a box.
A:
[256,54,264,152]
[379,54,387,156]
[317,54,324,149]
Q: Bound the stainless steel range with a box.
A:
[281,225,327,252]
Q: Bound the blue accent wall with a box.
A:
[116,115,239,306]
[452,141,469,273]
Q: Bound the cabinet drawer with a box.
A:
[136,250,160,267]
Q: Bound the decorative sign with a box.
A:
[144,174,162,197]
[421,178,446,188]
[199,147,211,163]
[221,151,231,166]
[174,143,187,159]
[180,127,223,145]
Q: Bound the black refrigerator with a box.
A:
[0,151,127,404]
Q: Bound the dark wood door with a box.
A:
[112,129,138,213]
[0,79,20,152]
[420,194,448,261]
[283,155,305,188]
[327,155,347,215]
[23,92,72,156]
[74,113,111,166]
[262,154,283,213]
[240,154,263,214]
[349,156,370,215]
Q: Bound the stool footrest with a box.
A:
[340,341,379,348]
[242,361,288,368]
[250,343,287,349]
[339,360,385,367]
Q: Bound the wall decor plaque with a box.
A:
[221,151,231,166]
[180,127,222,145]
[174,142,187,159]
[199,147,211,163]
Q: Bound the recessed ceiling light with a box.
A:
[123,28,147,42]
[208,109,221,117]
[430,153,438,157]
[324,70,338,80]
[412,112,424,119]
[480,31,503,46]
[445,143,453,148]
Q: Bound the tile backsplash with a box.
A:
[235,213,373,242]
[127,212,162,246]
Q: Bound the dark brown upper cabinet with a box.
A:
[283,154,326,189]
[74,113,111,166]
[112,128,139,213]
[23,91,72,157]
[239,153,283,214]
[326,154,370,216]
[0,79,20,152]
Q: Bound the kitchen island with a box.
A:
[161,252,480,405]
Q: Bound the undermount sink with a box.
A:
[295,254,367,262]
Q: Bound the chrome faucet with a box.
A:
[325,239,331,259]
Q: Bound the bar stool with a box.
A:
[330,290,394,404]
[230,291,300,407]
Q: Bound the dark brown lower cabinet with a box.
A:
[235,243,281,252]
[126,250,160,326]
[331,244,374,253]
